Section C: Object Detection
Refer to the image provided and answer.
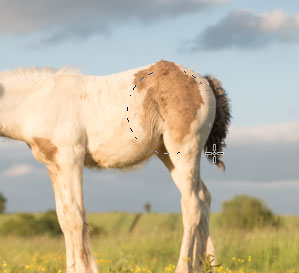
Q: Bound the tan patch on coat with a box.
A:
[133,60,204,143]
[33,137,60,170]
[156,143,174,172]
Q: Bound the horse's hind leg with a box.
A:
[157,133,204,273]
[192,179,216,272]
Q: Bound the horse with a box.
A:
[0,60,231,273]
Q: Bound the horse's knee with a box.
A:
[181,195,201,227]
[59,199,84,230]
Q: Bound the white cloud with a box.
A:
[1,164,34,177]
[227,122,299,144]
[186,9,299,51]
[259,9,299,32]
[0,0,227,44]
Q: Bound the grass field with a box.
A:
[0,212,298,273]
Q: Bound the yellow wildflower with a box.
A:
[182,257,190,262]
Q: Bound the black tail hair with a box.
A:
[204,75,231,171]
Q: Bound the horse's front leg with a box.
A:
[49,169,75,273]
[47,146,98,273]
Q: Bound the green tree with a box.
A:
[0,192,7,213]
[218,195,279,230]
[143,202,151,213]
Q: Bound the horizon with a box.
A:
[0,0,299,215]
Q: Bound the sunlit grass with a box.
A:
[0,213,298,273]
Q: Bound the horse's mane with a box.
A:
[0,66,81,81]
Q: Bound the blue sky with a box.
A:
[0,0,299,215]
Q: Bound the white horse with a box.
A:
[0,60,230,273]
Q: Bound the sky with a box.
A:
[0,0,298,215]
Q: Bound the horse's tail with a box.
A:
[204,75,231,171]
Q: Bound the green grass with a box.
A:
[0,213,298,273]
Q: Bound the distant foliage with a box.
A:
[0,192,7,213]
[0,210,105,237]
[37,210,62,236]
[143,202,151,213]
[89,224,107,236]
[0,213,46,237]
[218,195,280,230]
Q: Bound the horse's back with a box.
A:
[84,60,216,170]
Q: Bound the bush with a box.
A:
[0,192,6,213]
[0,210,105,237]
[217,195,280,230]
[89,223,107,236]
[0,213,41,236]
[37,210,62,236]
[0,211,61,237]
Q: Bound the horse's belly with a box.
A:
[85,127,162,169]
